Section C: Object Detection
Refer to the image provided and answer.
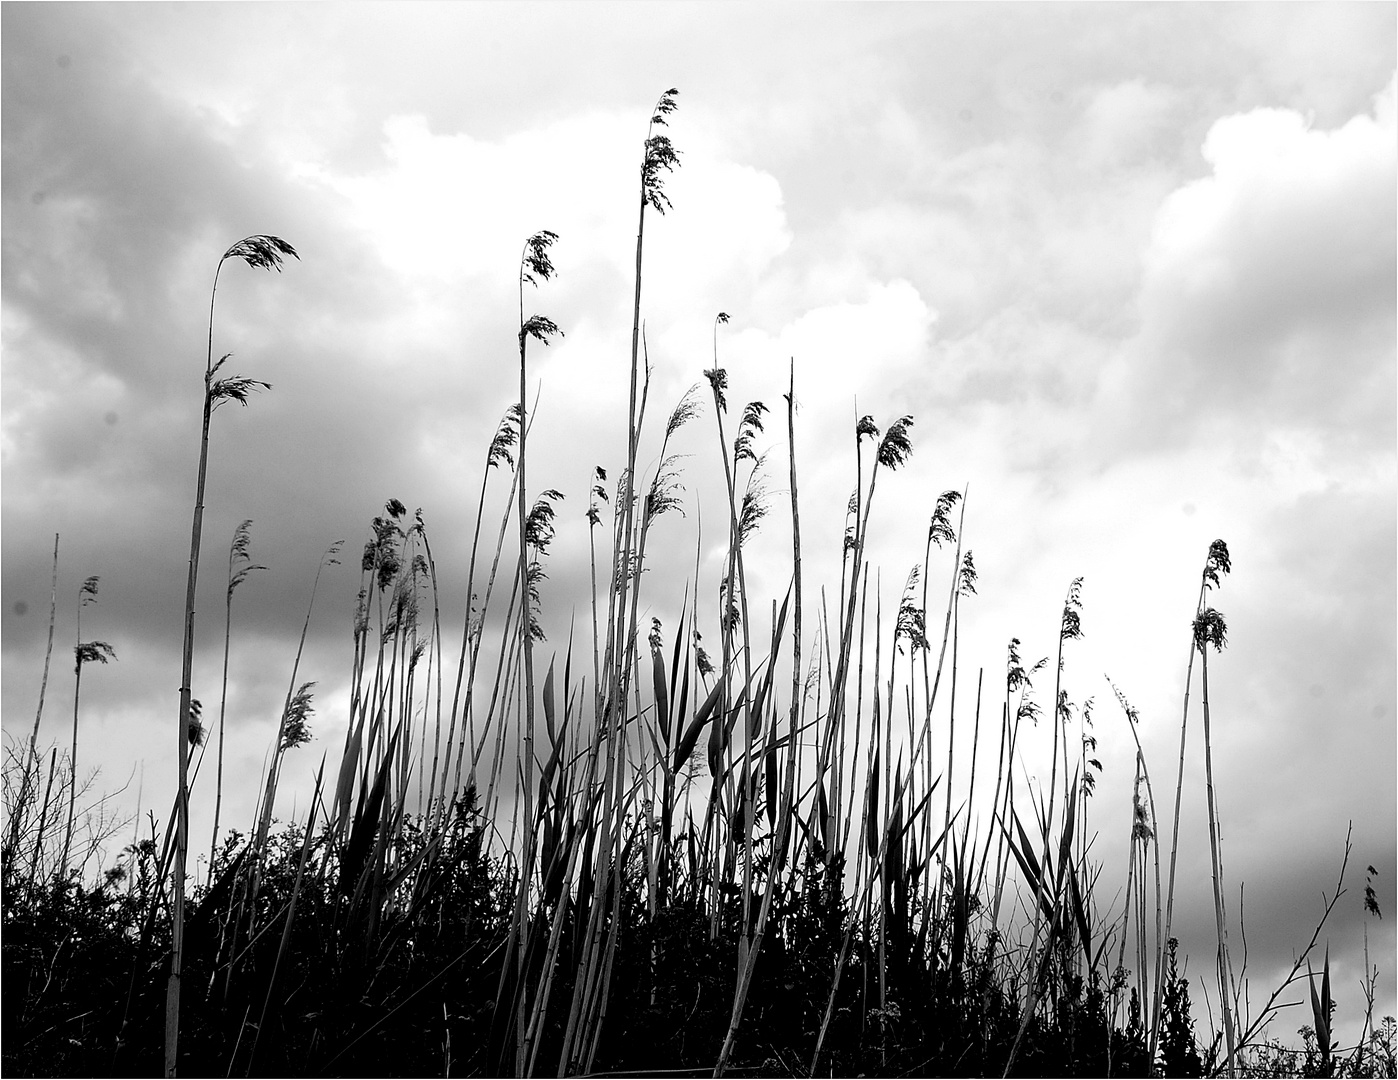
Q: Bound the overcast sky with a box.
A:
[3,2,1394,1047]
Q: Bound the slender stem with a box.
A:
[167,258,223,1078]
[59,631,83,882]
[1200,643,1237,1075]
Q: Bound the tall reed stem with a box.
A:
[166,235,294,1077]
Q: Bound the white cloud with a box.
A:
[1094,75,1397,456]
[1142,74,1395,368]
[1077,79,1185,171]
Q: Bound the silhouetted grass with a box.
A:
[3,90,1390,1080]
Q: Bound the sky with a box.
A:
[3,1,1395,1051]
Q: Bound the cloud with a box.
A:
[1111,74,1397,451]
[3,3,1394,1038]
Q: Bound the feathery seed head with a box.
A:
[733,401,769,464]
[958,551,978,597]
[651,88,680,126]
[642,90,682,214]
[877,415,914,469]
[1204,538,1232,590]
[1006,637,1046,693]
[75,640,116,668]
[719,577,741,634]
[929,490,962,548]
[666,384,702,440]
[228,520,267,597]
[1364,867,1382,918]
[520,313,563,349]
[694,629,713,679]
[230,520,255,563]
[646,456,687,521]
[1108,678,1140,728]
[526,561,550,641]
[896,569,928,654]
[587,467,610,527]
[1193,607,1228,653]
[209,375,271,410]
[280,682,315,750]
[526,489,565,551]
[521,230,560,288]
[704,367,728,414]
[221,235,299,273]
[1060,577,1084,644]
[364,511,405,590]
[738,476,770,547]
[488,408,521,470]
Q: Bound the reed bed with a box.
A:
[3,90,1391,1080]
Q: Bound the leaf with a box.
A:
[763,727,779,832]
[1003,816,1056,924]
[542,658,557,747]
[674,676,725,773]
[1068,867,1092,965]
[651,645,669,747]
[865,750,881,860]
[332,719,364,834]
[340,731,398,899]
[668,594,689,745]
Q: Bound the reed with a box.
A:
[2,94,1384,1080]
[166,233,297,1077]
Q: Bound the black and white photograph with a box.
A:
[2,4,1394,1076]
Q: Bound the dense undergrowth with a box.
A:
[0,806,1169,1077]
[4,89,1392,1078]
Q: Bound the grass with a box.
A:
[2,90,1392,1079]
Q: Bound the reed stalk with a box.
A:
[166,233,295,1078]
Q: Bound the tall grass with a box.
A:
[2,92,1389,1080]
[167,233,297,1077]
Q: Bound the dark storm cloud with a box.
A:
[1,5,518,696]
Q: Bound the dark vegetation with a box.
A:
[3,90,1392,1078]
